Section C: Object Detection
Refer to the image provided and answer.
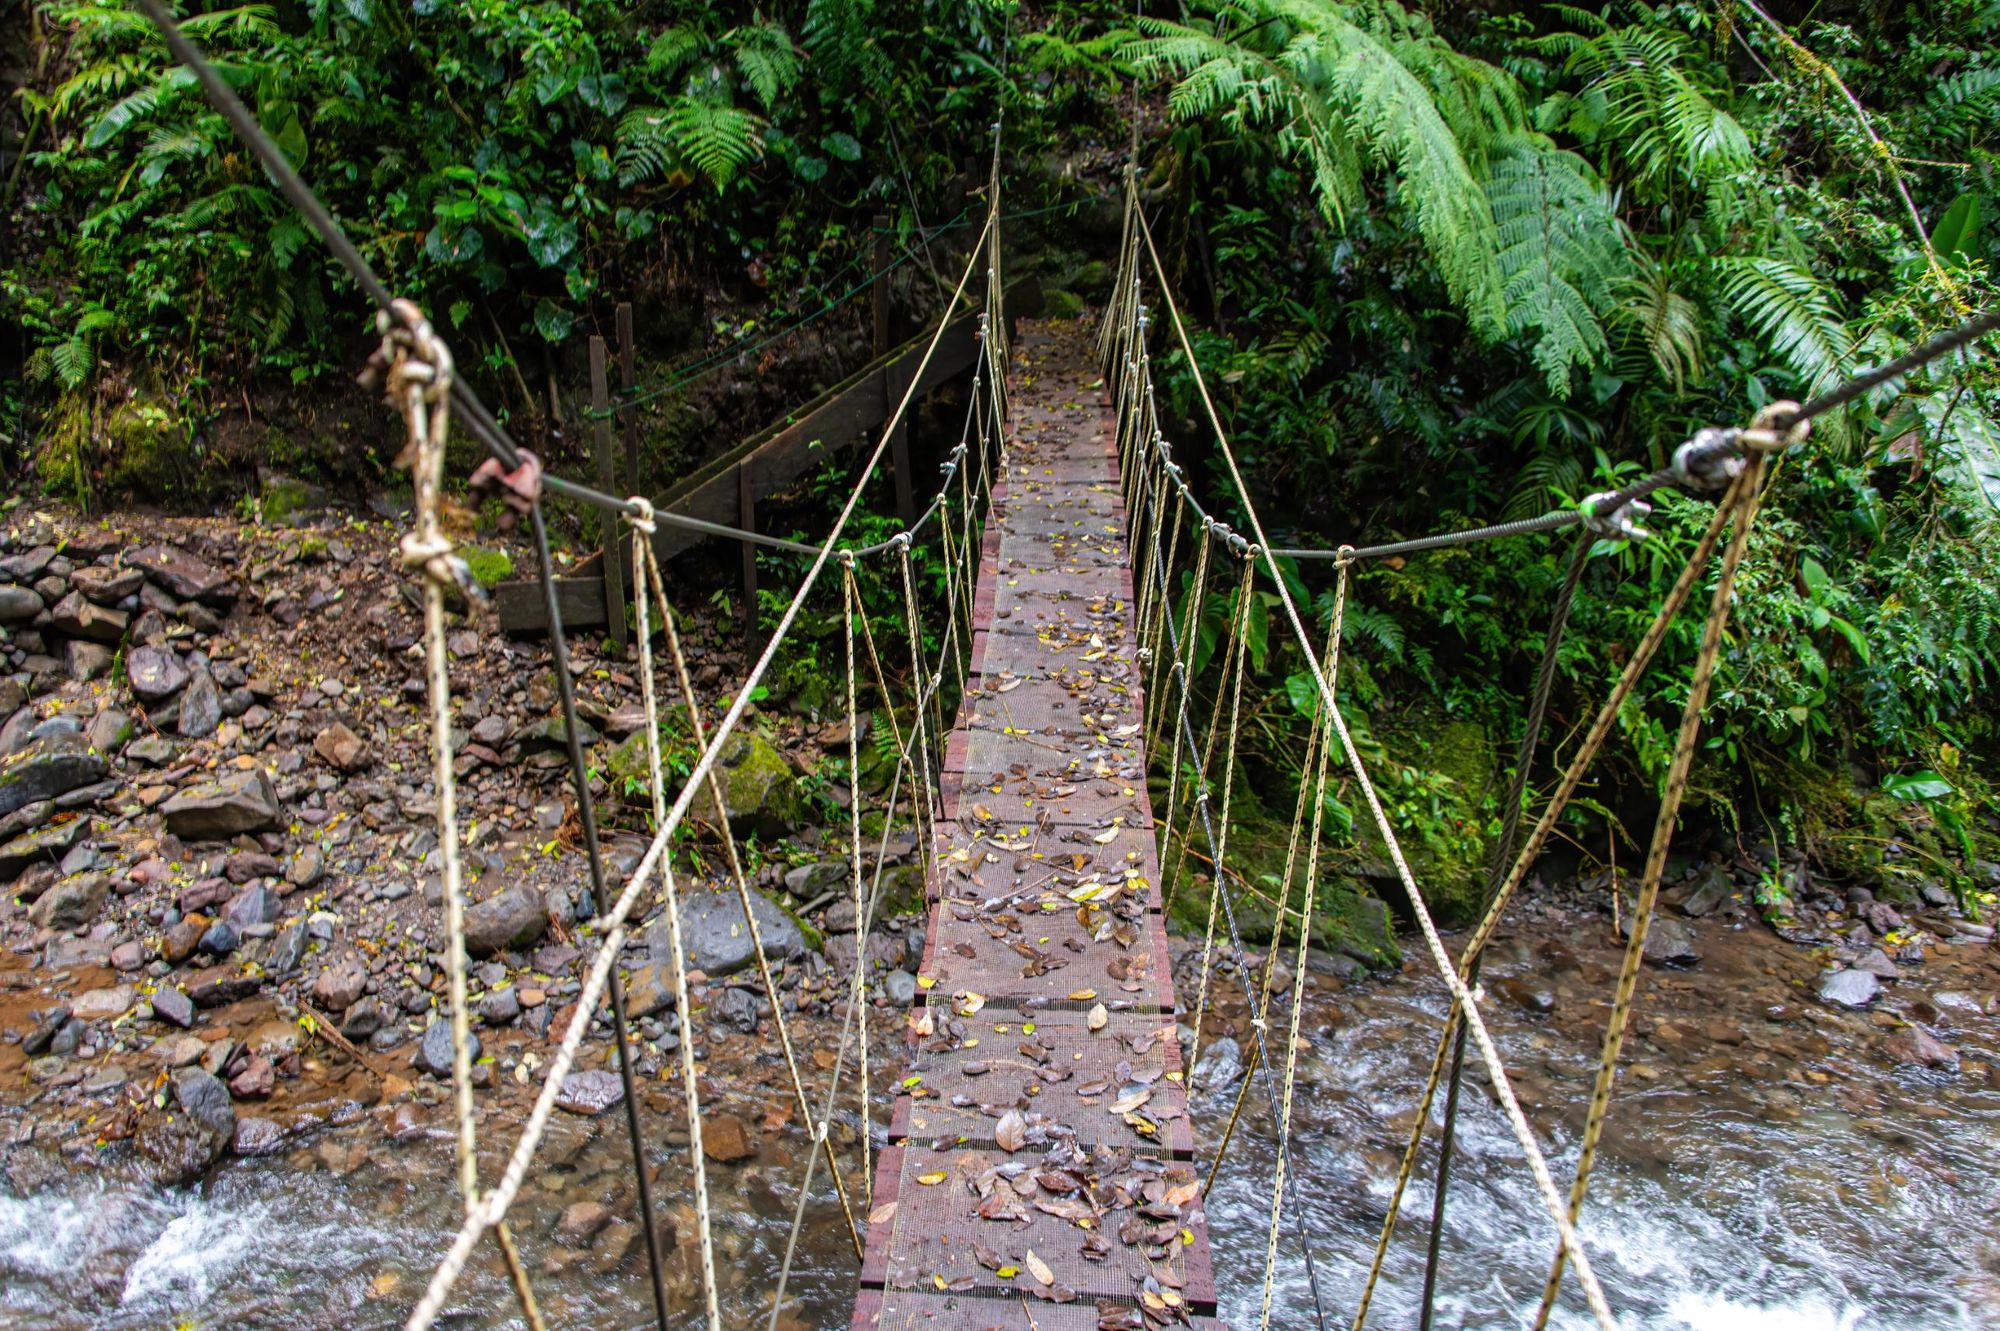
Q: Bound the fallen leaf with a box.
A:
[1068,988,1098,1001]
[995,1108,1027,1152]
[1087,1003,1108,1031]
[917,1171,949,1186]
[1025,1249,1055,1286]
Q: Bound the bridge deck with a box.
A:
[853,321,1221,1331]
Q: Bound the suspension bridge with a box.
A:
[124,3,2000,1328]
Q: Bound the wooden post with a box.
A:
[737,462,758,657]
[589,335,628,650]
[872,213,892,359]
[616,302,640,497]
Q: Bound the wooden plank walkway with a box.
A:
[854,320,1221,1331]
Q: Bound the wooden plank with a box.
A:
[616,301,640,495]
[589,336,628,649]
[495,577,605,633]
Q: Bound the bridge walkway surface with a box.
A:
[850,318,1223,1331]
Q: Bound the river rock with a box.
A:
[701,1112,758,1163]
[1885,1025,1959,1071]
[71,565,144,605]
[286,845,325,888]
[783,861,848,898]
[0,817,90,880]
[177,668,222,739]
[480,986,521,1025]
[711,985,763,1034]
[28,873,108,929]
[0,585,41,622]
[558,1201,614,1242]
[463,884,548,955]
[340,996,386,1040]
[677,887,806,978]
[127,544,237,605]
[50,591,129,644]
[555,1068,624,1115]
[225,884,282,927]
[1493,975,1557,1014]
[127,645,190,702]
[232,1117,286,1156]
[0,732,109,819]
[313,957,368,1011]
[153,985,196,1029]
[1853,947,1900,978]
[172,1065,237,1140]
[199,920,240,955]
[420,1019,476,1077]
[186,965,259,1007]
[66,639,115,682]
[71,983,137,1021]
[1192,1036,1244,1089]
[1818,968,1880,1008]
[160,768,280,838]
[313,722,370,773]
[1623,914,1700,967]
[715,731,804,836]
[881,969,918,1006]
[85,709,134,753]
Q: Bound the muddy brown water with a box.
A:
[3,907,1996,1330]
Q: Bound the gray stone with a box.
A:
[339,995,386,1040]
[85,709,134,753]
[160,768,280,839]
[1885,1025,1959,1071]
[72,565,144,605]
[27,873,108,930]
[50,591,128,644]
[127,545,237,605]
[127,735,178,766]
[225,885,282,928]
[514,715,599,748]
[0,586,42,623]
[177,668,222,739]
[1192,1036,1244,1089]
[23,1005,70,1055]
[0,816,90,881]
[286,845,325,888]
[198,921,239,955]
[463,885,548,956]
[312,958,368,1011]
[677,888,806,978]
[232,1117,286,1156]
[881,969,918,1006]
[555,1068,624,1115]
[1853,947,1900,978]
[1818,968,1881,1008]
[65,639,115,682]
[783,861,848,899]
[479,987,521,1025]
[1622,912,1701,967]
[420,1019,477,1077]
[711,985,764,1033]
[0,731,109,819]
[152,986,196,1028]
[127,645,189,703]
[172,1066,237,1140]
[713,731,804,836]
[270,921,309,975]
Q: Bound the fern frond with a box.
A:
[729,22,800,112]
[1719,257,1854,394]
[1486,136,1627,395]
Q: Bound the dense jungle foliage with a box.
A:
[3,0,1998,922]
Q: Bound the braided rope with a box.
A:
[840,557,872,1207]
[621,501,723,1329]
[1530,448,1775,1326]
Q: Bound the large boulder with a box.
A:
[49,591,129,644]
[0,816,91,881]
[160,768,281,839]
[0,732,109,819]
[127,544,237,605]
[676,887,807,978]
[463,884,548,956]
[0,586,42,623]
[714,731,804,837]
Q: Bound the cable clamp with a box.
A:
[1225,531,1252,556]
[889,531,914,553]
[837,549,858,570]
[1579,491,1652,543]
[1668,428,1745,493]
[623,495,658,537]
[1136,647,1154,666]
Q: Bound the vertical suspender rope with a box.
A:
[524,496,676,1331]
[840,556,872,1206]
[1418,532,1593,1329]
[383,301,547,1331]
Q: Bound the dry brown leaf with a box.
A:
[1024,1249,1055,1286]
[1087,1003,1108,1032]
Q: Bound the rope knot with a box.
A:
[836,549,858,570]
[399,531,478,599]
[1670,427,1746,493]
[624,495,658,537]
[1579,491,1653,543]
[1742,399,1812,452]
[889,532,913,554]
[1335,543,1357,568]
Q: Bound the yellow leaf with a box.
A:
[917,1171,949,1185]
[996,1265,1020,1279]
[1068,989,1097,1001]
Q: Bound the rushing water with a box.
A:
[4,917,1996,1330]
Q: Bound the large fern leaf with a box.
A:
[1485,137,1628,395]
[1719,257,1854,395]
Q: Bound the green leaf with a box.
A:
[532,298,574,344]
[1930,194,1981,262]
[1799,555,1830,600]
[1881,771,1954,802]
[822,131,863,162]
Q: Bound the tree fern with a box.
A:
[1129,1,1507,333]
[730,22,801,113]
[1719,257,1854,395]
[1485,136,1629,395]
[1611,258,1703,391]
[616,99,763,190]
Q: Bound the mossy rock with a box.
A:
[97,396,188,498]
[258,470,327,525]
[876,863,928,917]
[1165,873,1399,971]
[1064,259,1114,300]
[1351,717,1495,924]
[463,547,514,591]
[715,729,805,837]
